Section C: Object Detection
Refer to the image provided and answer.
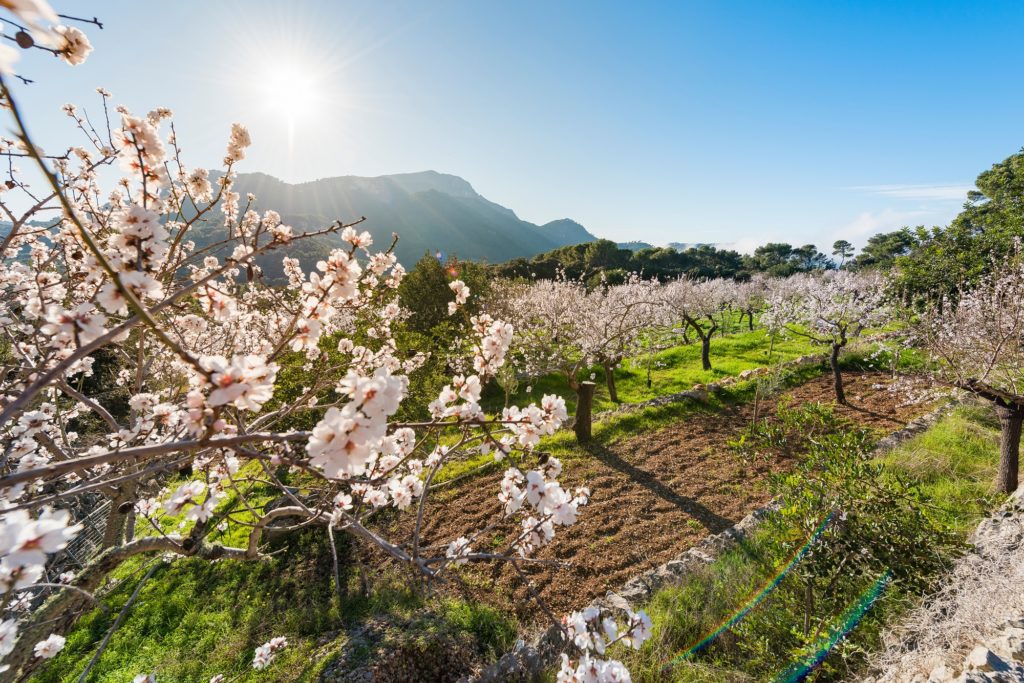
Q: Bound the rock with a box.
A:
[928,663,955,682]
[964,647,1009,673]
[987,632,1024,662]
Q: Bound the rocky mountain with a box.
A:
[217,171,598,271]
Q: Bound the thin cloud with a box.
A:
[829,207,960,249]
[847,184,973,201]
[727,237,761,255]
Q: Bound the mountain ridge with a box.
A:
[216,170,598,269]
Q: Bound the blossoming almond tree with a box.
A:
[490,274,662,430]
[586,275,661,403]
[762,270,888,404]
[658,277,737,371]
[734,273,769,331]
[920,259,1024,493]
[0,5,650,679]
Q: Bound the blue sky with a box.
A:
[11,0,1024,252]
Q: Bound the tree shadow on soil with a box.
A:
[583,442,736,533]
[836,400,902,431]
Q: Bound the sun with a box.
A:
[264,61,321,125]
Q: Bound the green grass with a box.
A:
[611,398,1004,682]
[877,400,1002,533]
[486,327,822,415]
[32,529,517,682]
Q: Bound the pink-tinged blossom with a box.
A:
[446,536,472,565]
[185,167,212,202]
[54,25,91,65]
[33,633,65,659]
[252,636,287,669]
[225,123,251,163]
[200,355,278,411]
[0,618,17,657]
[0,508,81,593]
[41,303,107,346]
[163,481,205,516]
[307,405,385,479]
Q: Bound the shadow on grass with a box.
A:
[583,442,736,533]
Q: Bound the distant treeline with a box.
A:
[487,233,913,284]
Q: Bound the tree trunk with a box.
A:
[700,336,712,371]
[574,381,596,443]
[994,402,1022,493]
[603,363,619,403]
[830,342,846,404]
[746,309,754,331]
[102,481,138,549]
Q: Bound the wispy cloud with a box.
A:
[827,206,969,249]
[847,183,973,201]
[726,237,762,255]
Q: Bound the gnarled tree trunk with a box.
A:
[830,341,846,405]
[603,362,619,403]
[700,337,712,372]
[574,381,596,442]
[994,402,1022,494]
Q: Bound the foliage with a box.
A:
[729,398,842,462]
[490,238,837,283]
[890,148,1024,305]
[398,253,490,334]
[848,228,918,272]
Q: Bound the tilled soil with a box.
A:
[379,372,929,626]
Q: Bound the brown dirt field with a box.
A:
[377,372,930,626]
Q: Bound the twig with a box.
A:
[76,561,160,683]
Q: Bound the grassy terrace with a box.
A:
[488,320,822,415]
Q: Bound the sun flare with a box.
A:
[264,61,321,124]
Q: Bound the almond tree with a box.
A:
[489,275,592,396]
[763,271,887,404]
[735,274,769,331]
[587,275,661,403]
[659,277,736,371]
[0,6,650,678]
[920,260,1024,493]
[488,276,604,441]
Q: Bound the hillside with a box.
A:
[617,240,656,251]
[211,171,597,273]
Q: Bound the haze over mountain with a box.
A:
[223,170,598,270]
